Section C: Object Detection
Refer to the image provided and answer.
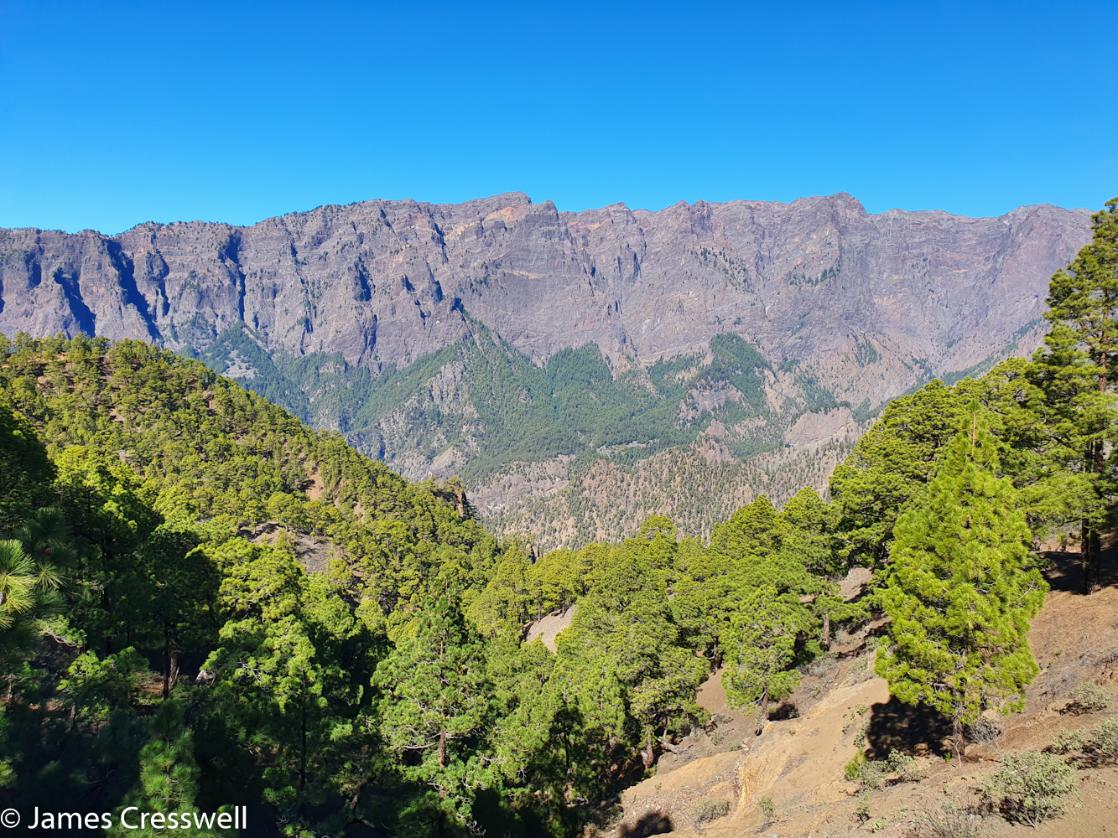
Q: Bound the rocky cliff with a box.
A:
[0,193,1091,545]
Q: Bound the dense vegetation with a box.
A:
[0,200,1113,835]
[206,321,835,479]
[202,319,844,515]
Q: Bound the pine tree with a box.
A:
[109,701,226,837]
[553,545,707,769]
[373,593,493,824]
[0,539,61,666]
[710,496,781,557]
[876,411,1047,758]
[465,544,534,637]
[830,380,969,567]
[778,487,841,578]
[1032,198,1118,592]
[722,585,812,736]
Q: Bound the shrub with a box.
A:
[908,805,983,838]
[1087,717,1118,764]
[846,750,924,789]
[845,752,885,789]
[757,796,776,822]
[691,798,731,825]
[844,752,866,781]
[854,791,872,824]
[1066,682,1110,714]
[884,749,927,783]
[1048,730,1084,755]
[981,751,1077,826]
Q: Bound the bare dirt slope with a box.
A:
[608,556,1118,837]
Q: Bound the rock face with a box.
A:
[0,193,1091,545]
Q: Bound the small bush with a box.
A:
[1086,717,1118,764]
[846,750,924,789]
[691,798,731,825]
[854,791,872,824]
[844,752,885,789]
[981,751,1077,826]
[844,752,866,781]
[1048,730,1084,755]
[908,804,983,838]
[884,749,927,783]
[1066,682,1110,714]
[757,796,776,822]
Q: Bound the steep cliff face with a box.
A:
[0,193,1091,545]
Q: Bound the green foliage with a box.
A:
[779,487,841,578]
[854,791,872,824]
[981,751,1077,826]
[1048,718,1118,765]
[205,324,839,507]
[843,750,923,791]
[525,545,593,617]
[1049,730,1085,755]
[876,411,1046,755]
[0,337,507,834]
[0,539,62,665]
[757,795,776,822]
[554,544,709,767]
[1067,681,1110,714]
[722,586,813,732]
[1030,199,1118,590]
[109,700,229,837]
[57,648,147,728]
[1086,717,1118,764]
[466,545,534,638]
[830,380,969,567]
[374,594,493,825]
[0,397,54,531]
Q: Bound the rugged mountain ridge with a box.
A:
[0,193,1091,544]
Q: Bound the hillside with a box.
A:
[0,193,1091,546]
[0,336,870,836]
[608,553,1118,838]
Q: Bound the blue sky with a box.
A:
[1,1,1115,233]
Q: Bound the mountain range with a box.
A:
[0,192,1091,546]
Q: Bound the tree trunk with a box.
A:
[822,609,832,650]
[755,686,769,736]
[161,622,171,699]
[952,715,965,762]
[438,728,448,768]
[1082,518,1100,595]
[1083,409,1106,594]
[642,729,656,768]
[298,676,308,804]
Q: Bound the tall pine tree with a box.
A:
[1033,198,1118,591]
[876,410,1047,758]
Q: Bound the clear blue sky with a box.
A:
[1,1,1115,233]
